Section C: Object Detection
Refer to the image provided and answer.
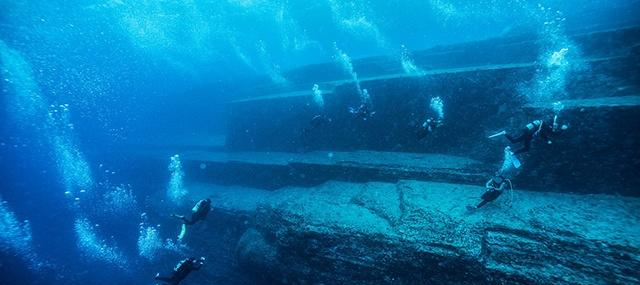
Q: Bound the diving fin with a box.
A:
[177,224,187,241]
[511,155,521,169]
[506,149,521,169]
[488,130,506,139]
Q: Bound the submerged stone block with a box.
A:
[224,27,640,196]
[179,150,492,189]
[226,180,640,285]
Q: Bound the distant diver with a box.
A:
[469,147,518,210]
[474,174,511,209]
[349,88,375,120]
[417,97,445,139]
[155,257,205,285]
[171,198,211,240]
[308,84,331,129]
[489,117,568,154]
[349,103,375,120]
[309,114,332,128]
[416,117,443,140]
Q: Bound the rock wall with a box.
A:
[225,26,640,196]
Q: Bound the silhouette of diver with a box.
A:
[491,118,568,154]
[349,103,375,120]
[309,114,332,128]
[468,145,519,211]
[171,198,211,240]
[416,117,443,140]
[155,257,205,285]
[476,175,509,208]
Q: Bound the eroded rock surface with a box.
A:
[232,180,640,285]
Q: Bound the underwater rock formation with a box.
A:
[179,150,492,190]
[224,26,640,196]
[229,180,639,285]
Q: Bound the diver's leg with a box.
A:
[184,217,196,225]
[154,275,174,283]
[477,191,493,208]
[512,146,525,154]
[477,191,503,208]
[476,200,489,208]
[485,191,503,204]
[174,215,194,225]
[171,214,188,223]
[513,138,531,154]
[505,132,524,143]
[177,224,188,240]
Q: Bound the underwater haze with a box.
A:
[1,1,640,285]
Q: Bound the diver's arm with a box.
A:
[485,179,492,189]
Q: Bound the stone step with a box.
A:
[233,55,632,104]
[176,150,493,190]
[524,95,640,110]
[182,180,640,285]
[321,56,629,94]
[125,134,227,152]
[224,51,640,198]
[243,25,640,97]
[233,90,334,104]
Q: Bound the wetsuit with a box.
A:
[155,258,203,285]
[476,177,506,208]
[350,104,374,120]
[173,199,211,226]
[416,118,443,140]
[505,120,554,154]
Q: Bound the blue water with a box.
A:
[1,1,639,284]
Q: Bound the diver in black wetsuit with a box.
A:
[502,118,568,154]
[172,199,211,226]
[172,198,211,240]
[475,175,508,208]
[155,257,205,285]
[416,117,443,140]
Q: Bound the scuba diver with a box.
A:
[416,117,443,140]
[171,198,211,240]
[472,174,511,209]
[417,96,445,140]
[172,198,211,226]
[466,174,511,210]
[489,117,568,154]
[349,89,375,120]
[349,102,375,120]
[468,146,518,210]
[309,114,332,128]
[155,257,205,285]
[308,84,331,129]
